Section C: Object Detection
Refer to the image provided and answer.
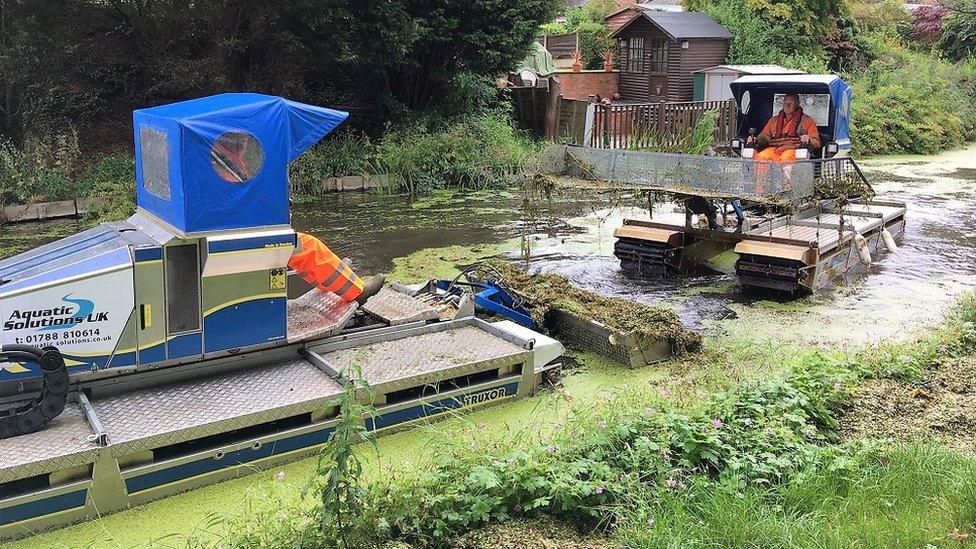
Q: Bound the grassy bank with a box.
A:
[191,293,976,548]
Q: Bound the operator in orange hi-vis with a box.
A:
[748,92,821,162]
[288,232,385,305]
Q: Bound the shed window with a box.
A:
[626,37,644,72]
[140,127,171,200]
[648,38,668,74]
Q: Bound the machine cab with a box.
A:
[727,74,853,160]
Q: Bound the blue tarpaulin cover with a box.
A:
[132,93,348,234]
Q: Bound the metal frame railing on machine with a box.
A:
[533,146,873,207]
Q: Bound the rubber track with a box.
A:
[0,345,69,439]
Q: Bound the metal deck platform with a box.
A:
[736,200,907,291]
[0,317,561,541]
[614,199,907,293]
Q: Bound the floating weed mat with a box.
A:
[843,356,976,454]
[480,259,701,358]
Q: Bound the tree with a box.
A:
[563,0,614,69]
[0,0,559,148]
[938,8,976,60]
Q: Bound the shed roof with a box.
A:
[612,11,732,40]
[732,74,843,85]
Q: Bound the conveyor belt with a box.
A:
[286,290,357,342]
[1,318,542,540]
[362,287,440,325]
[319,324,526,394]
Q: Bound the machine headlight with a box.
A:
[825,142,839,157]
[730,138,742,150]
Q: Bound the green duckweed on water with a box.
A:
[387,241,520,283]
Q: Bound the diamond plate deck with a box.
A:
[319,325,527,394]
[0,405,98,484]
[362,288,439,325]
[91,358,344,455]
[286,290,357,343]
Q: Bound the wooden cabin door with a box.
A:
[647,38,668,101]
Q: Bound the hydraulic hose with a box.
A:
[0,345,69,439]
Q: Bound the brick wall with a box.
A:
[556,71,619,101]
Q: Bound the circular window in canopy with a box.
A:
[211,131,264,183]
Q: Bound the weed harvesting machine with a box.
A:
[0,94,564,539]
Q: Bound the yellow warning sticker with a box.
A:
[270,268,286,291]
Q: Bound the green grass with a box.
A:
[616,444,976,548]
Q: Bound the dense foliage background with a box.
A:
[0,0,974,207]
[0,0,557,148]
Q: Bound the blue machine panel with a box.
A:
[366,381,520,431]
[167,332,202,360]
[124,426,336,494]
[0,489,88,527]
[203,298,287,353]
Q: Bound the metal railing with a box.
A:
[534,145,872,205]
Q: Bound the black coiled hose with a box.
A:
[0,345,69,439]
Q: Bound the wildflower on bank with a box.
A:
[712,418,724,429]
[661,388,672,398]
[595,484,605,494]
[275,471,285,482]
[666,477,678,488]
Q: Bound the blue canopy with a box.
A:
[132,93,348,234]
[729,75,852,148]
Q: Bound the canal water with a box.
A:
[3,146,974,347]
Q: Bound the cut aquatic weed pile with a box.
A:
[481,259,701,354]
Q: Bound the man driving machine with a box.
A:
[748,92,821,162]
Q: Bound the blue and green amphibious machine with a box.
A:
[0,94,563,539]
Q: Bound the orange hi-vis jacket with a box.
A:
[759,108,821,151]
[288,233,365,302]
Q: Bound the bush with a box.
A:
[83,155,136,222]
[363,353,852,545]
[374,112,537,192]
[849,46,970,155]
[0,131,86,206]
[912,5,950,45]
[563,0,615,69]
[850,0,912,36]
[695,0,828,70]
[289,133,377,195]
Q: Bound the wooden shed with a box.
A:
[611,11,732,102]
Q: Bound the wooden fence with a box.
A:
[589,99,736,150]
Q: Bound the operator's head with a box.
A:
[782,93,800,115]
